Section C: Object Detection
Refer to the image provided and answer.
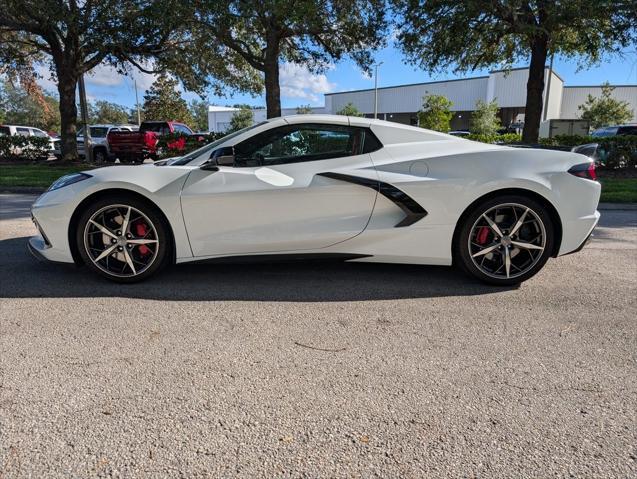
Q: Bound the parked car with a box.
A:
[30,115,600,286]
[107,121,194,162]
[0,124,56,157]
[591,124,637,137]
[53,124,138,161]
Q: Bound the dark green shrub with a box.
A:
[0,135,51,160]
[466,133,522,144]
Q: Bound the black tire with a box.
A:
[75,194,171,283]
[454,195,555,286]
[93,147,108,163]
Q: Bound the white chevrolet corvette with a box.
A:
[29,115,600,285]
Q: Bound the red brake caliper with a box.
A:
[476,226,490,245]
[134,222,151,256]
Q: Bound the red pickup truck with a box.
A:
[107,121,194,162]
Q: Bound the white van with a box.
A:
[0,125,56,156]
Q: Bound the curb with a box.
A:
[598,202,637,211]
[1,188,636,210]
[0,187,46,194]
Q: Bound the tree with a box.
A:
[0,80,60,132]
[187,1,387,118]
[143,75,193,125]
[393,0,637,143]
[90,100,130,125]
[418,94,453,132]
[229,108,254,132]
[578,82,634,129]
[470,100,502,136]
[189,99,209,131]
[0,1,183,160]
[296,105,313,114]
[336,102,364,117]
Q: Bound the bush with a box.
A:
[466,133,522,144]
[418,94,453,132]
[470,100,501,135]
[0,135,51,160]
[155,132,226,159]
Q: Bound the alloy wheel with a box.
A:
[468,203,546,280]
[83,204,159,278]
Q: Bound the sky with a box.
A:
[37,43,637,111]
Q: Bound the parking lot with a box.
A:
[0,193,635,477]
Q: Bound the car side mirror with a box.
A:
[215,154,235,166]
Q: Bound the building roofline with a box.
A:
[489,65,564,82]
[325,75,490,96]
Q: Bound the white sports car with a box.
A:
[29,115,600,285]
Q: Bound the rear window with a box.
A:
[141,122,170,135]
[0,126,10,136]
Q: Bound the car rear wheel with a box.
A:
[455,195,555,286]
[76,195,170,282]
[93,147,108,163]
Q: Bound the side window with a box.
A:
[175,124,192,135]
[234,124,367,167]
[16,127,30,136]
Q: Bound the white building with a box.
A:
[208,67,637,132]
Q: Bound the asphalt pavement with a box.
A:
[0,194,635,478]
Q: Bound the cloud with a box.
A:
[279,62,336,103]
[86,64,124,86]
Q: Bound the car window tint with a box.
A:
[234,124,366,167]
[16,127,30,136]
[32,129,48,137]
[90,127,109,138]
[0,126,10,136]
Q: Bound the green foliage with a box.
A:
[335,102,364,117]
[156,131,225,159]
[0,135,51,160]
[189,99,209,131]
[0,80,60,132]
[89,100,130,125]
[466,133,522,144]
[578,83,634,129]
[229,108,254,132]
[184,1,388,117]
[417,94,453,132]
[296,105,313,114]
[470,100,501,136]
[143,75,193,126]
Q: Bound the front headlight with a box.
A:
[47,172,92,192]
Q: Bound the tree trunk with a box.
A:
[56,69,79,161]
[522,37,548,143]
[264,34,281,119]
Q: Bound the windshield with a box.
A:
[77,126,109,138]
[171,122,268,165]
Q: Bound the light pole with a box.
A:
[373,61,383,119]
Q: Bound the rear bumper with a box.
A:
[557,210,600,256]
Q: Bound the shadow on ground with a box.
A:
[0,236,515,301]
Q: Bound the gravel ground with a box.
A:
[0,194,635,478]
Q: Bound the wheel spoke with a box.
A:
[504,246,511,278]
[127,239,158,245]
[121,207,132,235]
[94,244,117,262]
[509,207,529,236]
[511,240,543,251]
[89,220,116,239]
[123,249,137,275]
[472,243,500,258]
[482,214,503,237]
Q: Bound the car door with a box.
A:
[180,122,380,257]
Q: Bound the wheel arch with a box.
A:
[451,188,563,260]
[68,188,176,266]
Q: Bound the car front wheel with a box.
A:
[455,195,555,286]
[76,195,170,282]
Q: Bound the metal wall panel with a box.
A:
[560,86,637,121]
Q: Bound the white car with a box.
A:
[29,115,600,285]
[52,124,138,161]
[0,124,55,155]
